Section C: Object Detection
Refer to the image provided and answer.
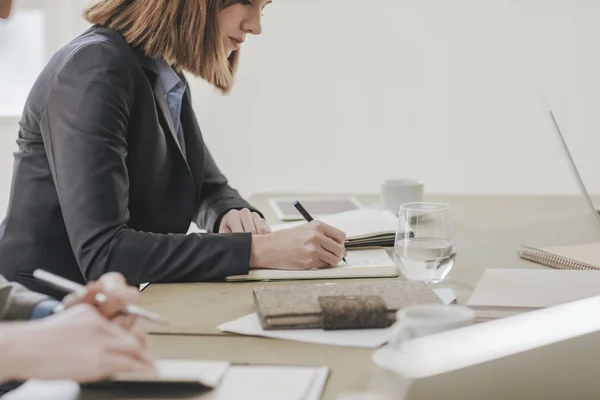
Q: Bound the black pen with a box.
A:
[293,200,347,263]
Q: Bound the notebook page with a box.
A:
[340,249,396,269]
[206,365,327,400]
[271,209,399,238]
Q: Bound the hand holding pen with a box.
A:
[294,200,347,263]
[33,269,168,327]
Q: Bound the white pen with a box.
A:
[33,269,169,326]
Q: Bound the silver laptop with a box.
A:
[543,98,600,226]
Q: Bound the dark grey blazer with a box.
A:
[0,26,260,298]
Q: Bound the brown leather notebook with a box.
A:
[253,281,441,330]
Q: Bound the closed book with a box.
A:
[253,280,442,330]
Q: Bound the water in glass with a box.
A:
[394,203,456,283]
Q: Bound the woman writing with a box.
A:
[0,0,346,296]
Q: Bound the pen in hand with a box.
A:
[293,200,347,263]
[32,269,169,326]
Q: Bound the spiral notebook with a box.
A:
[517,242,600,271]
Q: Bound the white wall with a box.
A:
[192,0,600,197]
[1,0,600,219]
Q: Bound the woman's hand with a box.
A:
[219,208,271,235]
[250,221,347,270]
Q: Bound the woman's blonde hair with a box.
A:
[85,0,244,93]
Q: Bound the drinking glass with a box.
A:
[393,202,456,283]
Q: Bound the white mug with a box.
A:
[380,179,424,215]
[389,304,475,350]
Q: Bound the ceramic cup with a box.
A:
[380,179,424,215]
[389,304,475,350]
[368,304,475,400]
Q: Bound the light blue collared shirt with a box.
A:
[30,299,61,319]
[154,59,187,158]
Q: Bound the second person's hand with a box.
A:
[62,272,146,344]
[8,304,155,383]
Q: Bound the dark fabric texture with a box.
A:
[0,26,261,295]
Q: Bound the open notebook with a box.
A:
[226,249,399,282]
[517,242,600,271]
[227,209,402,282]
[270,208,404,249]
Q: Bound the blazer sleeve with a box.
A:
[194,145,264,233]
[0,275,50,321]
[179,79,264,233]
[41,41,251,285]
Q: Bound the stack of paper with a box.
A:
[467,269,600,321]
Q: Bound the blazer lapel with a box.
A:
[180,87,205,206]
[134,49,188,163]
[152,79,188,161]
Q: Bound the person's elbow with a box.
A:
[75,229,141,285]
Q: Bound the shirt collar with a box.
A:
[154,58,184,94]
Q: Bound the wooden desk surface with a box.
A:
[127,193,600,400]
[141,193,600,335]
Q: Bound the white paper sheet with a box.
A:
[219,313,394,348]
[217,289,456,348]
[305,367,330,400]
[433,288,457,305]
[2,381,80,400]
[207,365,329,400]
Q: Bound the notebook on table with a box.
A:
[517,242,600,271]
[86,360,230,390]
[253,280,442,330]
[227,209,408,281]
[270,208,405,249]
[226,249,399,282]
[466,268,600,322]
[84,361,328,400]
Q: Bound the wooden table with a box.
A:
[89,194,600,399]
